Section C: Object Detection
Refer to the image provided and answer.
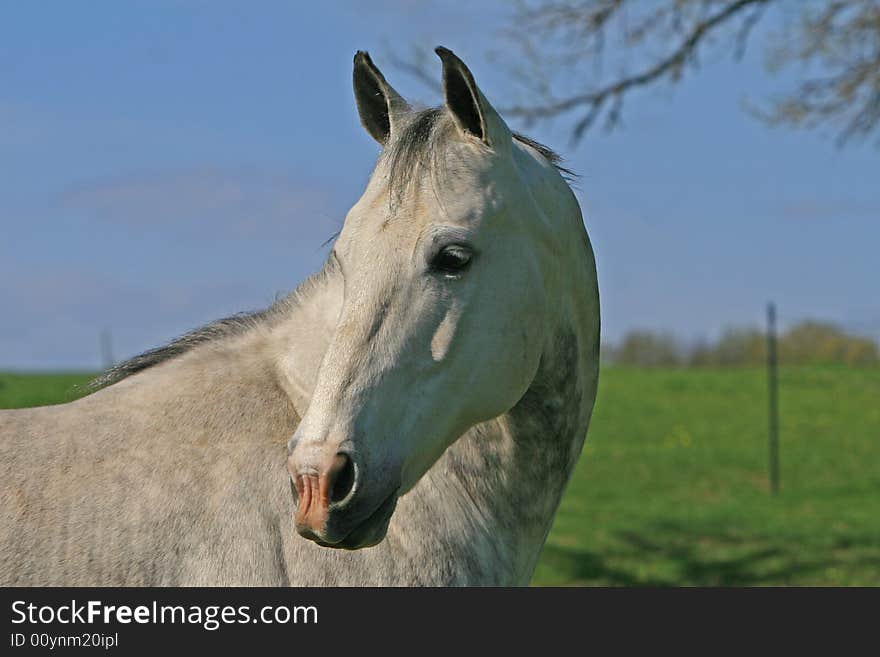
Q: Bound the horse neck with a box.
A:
[406,316,595,583]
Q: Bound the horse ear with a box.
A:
[353,51,410,146]
[435,46,510,148]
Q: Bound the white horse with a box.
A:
[0,48,599,585]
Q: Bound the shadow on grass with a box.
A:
[539,520,880,586]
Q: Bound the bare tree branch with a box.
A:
[384,44,442,96]
[759,0,880,146]
[391,0,880,147]
[500,0,771,141]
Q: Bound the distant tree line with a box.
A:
[604,321,879,368]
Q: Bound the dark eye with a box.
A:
[430,245,473,275]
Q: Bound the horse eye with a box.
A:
[430,245,473,275]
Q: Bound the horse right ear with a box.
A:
[353,51,410,146]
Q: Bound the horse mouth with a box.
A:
[324,491,398,550]
[289,477,398,550]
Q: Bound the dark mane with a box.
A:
[511,132,576,180]
[88,258,338,391]
[88,309,274,391]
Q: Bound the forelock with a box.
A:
[380,107,574,211]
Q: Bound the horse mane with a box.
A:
[88,309,274,391]
[90,114,570,391]
[88,258,338,391]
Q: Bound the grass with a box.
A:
[534,365,880,586]
[2,366,878,585]
[0,372,95,409]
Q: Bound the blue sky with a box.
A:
[2,1,877,369]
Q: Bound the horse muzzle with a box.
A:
[287,442,398,549]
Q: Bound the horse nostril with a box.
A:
[329,453,356,504]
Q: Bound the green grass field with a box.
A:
[0,372,95,409]
[2,366,878,586]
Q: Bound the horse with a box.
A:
[0,48,600,586]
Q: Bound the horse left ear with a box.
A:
[435,46,511,149]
